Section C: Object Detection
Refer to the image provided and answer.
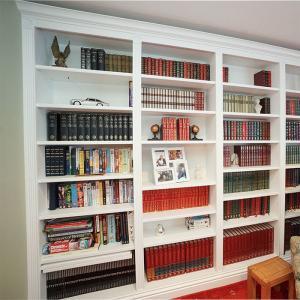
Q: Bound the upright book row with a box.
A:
[141,86,205,110]
[223,120,271,140]
[223,223,274,265]
[45,146,133,176]
[286,169,300,187]
[286,97,300,116]
[285,217,300,252]
[141,57,210,80]
[144,238,214,281]
[286,120,300,140]
[47,254,136,299]
[49,179,133,210]
[223,171,270,194]
[285,192,300,211]
[47,112,132,142]
[286,145,300,164]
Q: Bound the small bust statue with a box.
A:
[254,97,262,114]
[230,153,239,166]
[155,224,165,236]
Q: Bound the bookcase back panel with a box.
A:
[35,29,132,67]
[286,65,300,90]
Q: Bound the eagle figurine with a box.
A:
[51,36,70,67]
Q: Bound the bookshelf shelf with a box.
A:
[39,203,134,220]
[40,242,135,265]
[142,108,216,117]
[223,214,279,229]
[142,140,216,145]
[286,89,300,97]
[141,74,215,90]
[223,140,279,144]
[38,173,134,183]
[223,189,279,201]
[143,226,216,248]
[223,82,279,96]
[286,115,300,120]
[143,205,216,223]
[286,141,300,144]
[142,179,216,191]
[286,164,300,169]
[223,112,279,120]
[285,210,300,219]
[36,65,132,84]
[223,165,279,173]
[285,186,300,194]
[37,103,133,113]
[41,251,133,273]
[37,140,133,146]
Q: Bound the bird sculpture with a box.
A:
[51,36,70,67]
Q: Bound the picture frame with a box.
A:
[173,159,190,182]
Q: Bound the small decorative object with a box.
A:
[71,98,109,106]
[148,124,160,140]
[191,124,202,140]
[254,97,262,114]
[155,224,165,236]
[51,36,70,67]
[230,152,239,166]
[185,215,210,230]
[194,163,204,180]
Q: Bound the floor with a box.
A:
[177,280,289,299]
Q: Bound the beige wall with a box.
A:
[0,1,27,299]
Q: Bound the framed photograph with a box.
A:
[154,168,175,185]
[167,147,185,161]
[152,148,167,168]
[174,159,190,182]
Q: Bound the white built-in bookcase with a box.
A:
[18,1,300,299]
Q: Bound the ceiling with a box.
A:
[31,1,300,51]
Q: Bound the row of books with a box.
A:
[161,117,191,140]
[45,146,133,176]
[223,93,270,114]
[286,145,300,164]
[223,67,229,82]
[142,186,209,213]
[42,213,133,255]
[285,192,300,211]
[141,57,210,80]
[47,112,132,141]
[49,179,133,210]
[144,238,213,281]
[47,255,135,299]
[223,223,274,265]
[141,86,205,110]
[223,120,271,140]
[284,217,300,252]
[286,168,300,187]
[223,171,270,194]
[286,120,300,140]
[286,97,300,116]
[223,197,270,220]
[223,145,271,168]
[80,48,132,73]
[254,70,272,87]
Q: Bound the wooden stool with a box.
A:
[247,256,295,299]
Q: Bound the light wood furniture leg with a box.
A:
[261,286,271,299]
[288,275,295,299]
[247,273,256,299]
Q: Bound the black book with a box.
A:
[59,113,68,141]
[49,184,58,210]
[67,113,72,141]
[109,115,114,141]
[128,115,133,140]
[122,115,128,140]
[52,147,60,176]
[45,146,52,176]
[91,48,98,70]
[206,64,210,80]
[90,113,98,141]
[118,115,123,140]
[80,48,86,69]
[85,48,91,69]
[97,114,104,140]
[113,115,118,140]
[70,147,77,175]
[85,149,90,175]
[77,113,85,141]
[84,113,91,141]
[47,112,58,141]
[97,49,106,71]
[103,114,109,141]
[60,147,66,175]
[71,113,77,141]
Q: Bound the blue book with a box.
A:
[106,148,111,173]
[71,183,77,207]
[107,214,116,244]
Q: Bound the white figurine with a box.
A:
[254,97,262,114]
[230,153,239,166]
[155,224,165,236]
